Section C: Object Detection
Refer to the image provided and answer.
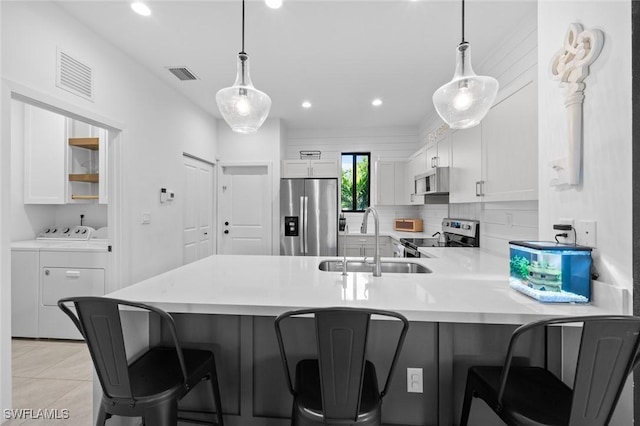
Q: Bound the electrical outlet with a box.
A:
[556,218,575,243]
[407,368,423,393]
[141,212,151,224]
[576,220,596,247]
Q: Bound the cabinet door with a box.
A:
[449,125,482,203]
[407,150,426,205]
[436,134,451,167]
[23,104,66,204]
[11,250,39,338]
[375,161,396,205]
[282,160,311,178]
[425,143,438,169]
[394,161,410,205]
[482,80,538,201]
[309,160,338,178]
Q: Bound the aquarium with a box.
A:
[509,241,592,303]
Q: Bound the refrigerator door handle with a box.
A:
[303,196,309,254]
[299,196,305,254]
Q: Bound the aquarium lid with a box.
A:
[509,241,593,252]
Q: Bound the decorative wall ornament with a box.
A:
[549,23,604,186]
[428,123,450,144]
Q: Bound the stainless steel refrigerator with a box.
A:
[280,178,338,256]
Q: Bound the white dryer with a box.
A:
[11,225,108,339]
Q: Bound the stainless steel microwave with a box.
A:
[414,167,450,195]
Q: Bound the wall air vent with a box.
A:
[167,67,199,81]
[56,49,94,101]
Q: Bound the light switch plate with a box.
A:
[141,212,151,224]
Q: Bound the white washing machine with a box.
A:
[11,225,108,339]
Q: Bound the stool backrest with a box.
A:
[569,317,640,426]
[275,307,409,423]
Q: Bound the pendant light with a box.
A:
[432,0,498,129]
[216,0,271,134]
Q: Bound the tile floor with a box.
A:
[5,339,93,425]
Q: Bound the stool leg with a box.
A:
[209,360,224,426]
[95,404,107,426]
[459,375,475,426]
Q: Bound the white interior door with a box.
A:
[183,155,214,264]
[219,164,271,255]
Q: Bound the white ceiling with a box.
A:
[55,0,537,131]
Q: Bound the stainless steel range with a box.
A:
[400,218,480,257]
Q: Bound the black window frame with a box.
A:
[341,152,371,213]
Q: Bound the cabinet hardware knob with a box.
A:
[224,230,229,234]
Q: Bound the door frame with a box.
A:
[216,161,274,255]
[0,78,126,411]
[182,153,216,260]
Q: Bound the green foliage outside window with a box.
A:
[341,153,370,211]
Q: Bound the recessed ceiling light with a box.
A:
[265,0,283,9]
[131,2,151,17]
[372,98,383,107]
[302,101,312,109]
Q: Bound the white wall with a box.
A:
[538,2,632,294]
[1,1,218,287]
[287,126,421,226]
[1,2,218,415]
[216,118,283,254]
[0,1,11,419]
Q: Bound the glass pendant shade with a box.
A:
[432,42,498,129]
[216,53,271,134]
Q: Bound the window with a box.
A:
[341,153,370,212]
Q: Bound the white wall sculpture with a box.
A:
[549,23,603,186]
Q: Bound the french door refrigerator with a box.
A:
[280,178,338,256]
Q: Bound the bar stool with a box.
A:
[274,307,409,426]
[460,315,640,426]
[58,296,224,426]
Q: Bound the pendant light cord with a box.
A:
[461,0,466,44]
[241,0,246,54]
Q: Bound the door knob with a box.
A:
[224,230,229,234]
[224,221,229,226]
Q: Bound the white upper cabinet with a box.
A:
[425,132,451,169]
[375,160,409,206]
[24,104,108,205]
[406,148,426,205]
[481,79,538,201]
[449,75,538,203]
[282,159,338,178]
[23,105,67,204]
[449,125,483,203]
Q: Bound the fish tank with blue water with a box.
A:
[509,241,592,303]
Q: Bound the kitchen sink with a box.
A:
[318,260,431,274]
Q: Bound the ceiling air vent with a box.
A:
[167,67,199,81]
[56,49,93,101]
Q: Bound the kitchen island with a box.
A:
[104,251,629,426]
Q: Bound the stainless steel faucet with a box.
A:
[341,224,349,276]
[361,207,381,277]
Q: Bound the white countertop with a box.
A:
[11,239,109,252]
[107,250,629,324]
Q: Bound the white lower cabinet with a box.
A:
[449,75,538,203]
[11,247,107,340]
[338,235,392,257]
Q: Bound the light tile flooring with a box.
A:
[5,339,93,425]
